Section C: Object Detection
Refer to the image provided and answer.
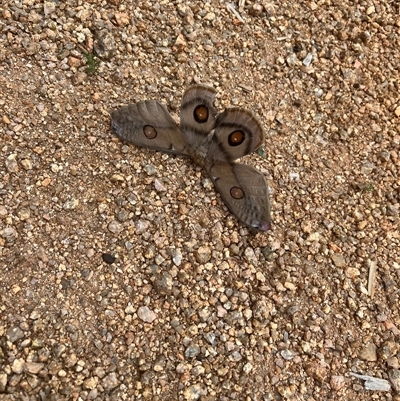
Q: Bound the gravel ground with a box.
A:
[1,1,400,400]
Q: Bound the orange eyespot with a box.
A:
[143,125,157,139]
[194,105,209,123]
[230,186,245,199]
[228,130,245,146]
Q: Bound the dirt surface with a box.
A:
[1,1,400,400]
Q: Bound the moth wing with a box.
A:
[111,100,188,156]
[207,108,264,162]
[180,85,218,149]
[206,162,271,231]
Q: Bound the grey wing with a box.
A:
[207,108,265,162]
[111,100,189,156]
[180,85,218,150]
[206,162,271,231]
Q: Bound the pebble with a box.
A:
[154,272,173,295]
[195,246,211,264]
[185,344,200,359]
[107,220,123,234]
[2,227,17,240]
[305,361,327,382]
[359,342,377,361]
[6,327,24,342]
[12,358,25,374]
[20,159,32,170]
[6,154,19,173]
[63,198,79,210]
[389,369,400,393]
[0,373,7,392]
[137,306,157,323]
[330,375,346,391]
[93,30,116,59]
[102,372,119,390]
[24,362,44,374]
[183,384,202,400]
[172,248,183,266]
[331,254,346,268]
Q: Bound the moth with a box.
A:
[111,85,271,231]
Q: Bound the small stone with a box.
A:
[378,340,399,361]
[154,272,173,295]
[83,377,98,390]
[345,267,360,279]
[0,373,7,392]
[102,253,116,264]
[2,115,10,124]
[366,5,375,15]
[154,178,166,191]
[63,198,79,210]
[12,358,25,374]
[387,357,399,369]
[204,332,216,345]
[2,227,17,240]
[68,56,81,68]
[183,383,202,400]
[174,33,187,49]
[277,385,295,398]
[191,365,205,376]
[17,208,30,220]
[243,362,253,374]
[256,271,266,282]
[108,220,122,234]
[286,53,298,67]
[65,353,78,368]
[144,165,156,175]
[94,30,116,60]
[388,369,400,393]
[204,12,215,21]
[330,375,346,391]
[244,247,257,264]
[195,246,211,264]
[137,306,157,323]
[102,372,119,390]
[7,326,24,342]
[135,219,151,234]
[394,106,400,117]
[0,206,8,218]
[249,4,263,16]
[24,362,44,374]
[331,254,346,268]
[153,356,166,372]
[114,12,130,26]
[43,1,56,16]
[6,154,19,173]
[305,361,328,382]
[303,53,313,67]
[185,344,200,359]
[359,342,377,362]
[172,248,183,266]
[30,310,40,320]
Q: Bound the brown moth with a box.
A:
[111,85,271,231]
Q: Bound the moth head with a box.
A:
[251,220,271,231]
